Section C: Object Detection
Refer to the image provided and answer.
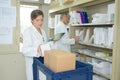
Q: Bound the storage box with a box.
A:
[92,59,112,75]
[33,57,93,80]
[44,50,76,72]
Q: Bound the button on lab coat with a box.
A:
[22,26,47,80]
[54,21,75,52]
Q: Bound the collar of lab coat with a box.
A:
[31,25,44,37]
[31,25,47,43]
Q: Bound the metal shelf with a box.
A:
[78,41,113,51]
[86,62,111,79]
[93,71,111,79]
[71,23,114,27]
[76,50,112,63]
[78,61,111,79]
[49,0,114,14]
[49,0,92,14]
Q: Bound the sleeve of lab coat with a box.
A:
[61,34,75,45]
[55,25,66,34]
[55,24,75,45]
[22,29,39,57]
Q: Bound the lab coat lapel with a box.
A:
[32,26,44,43]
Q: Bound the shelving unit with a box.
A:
[49,0,92,14]
[49,0,115,80]
[93,71,111,79]
[49,0,114,14]
[71,24,113,79]
[71,23,114,27]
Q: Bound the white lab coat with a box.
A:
[54,21,75,52]
[22,26,47,80]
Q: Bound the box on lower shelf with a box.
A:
[33,57,93,80]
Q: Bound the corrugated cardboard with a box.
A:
[44,50,76,72]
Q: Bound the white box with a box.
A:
[92,59,111,75]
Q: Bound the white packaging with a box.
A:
[75,29,79,36]
[94,28,109,46]
[41,43,51,57]
[107,3,115,23]
[95,52,107,57]
[92,59,112,75]
[69,11,74,24]
[84,28,90,43]
[70,10,82,24]
[73,11,78,24]
[48,17,55,28]
[92,13,108,23]
[107,27,114,47]
[79,30,84,41]
[54,14,61,27]
[88,35,94,43]
[94,28,99,45]
[76,12,82,24]
[108,3,115,14]
[107,13,114,23]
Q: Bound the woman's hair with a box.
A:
[31,9,44,20]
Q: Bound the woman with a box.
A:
[22,10,49,80]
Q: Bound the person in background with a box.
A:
[22,10,51,80]
[54,13,79,52]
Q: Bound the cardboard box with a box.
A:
[44,50,76,72]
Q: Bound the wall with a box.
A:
[41,4,50,39]
[0,53,26,80]
[0,0,26,80]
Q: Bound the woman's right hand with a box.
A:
[37,45,42,57]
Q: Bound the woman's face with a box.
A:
[32,15,43,29]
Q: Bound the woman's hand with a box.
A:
[37,45,42,57]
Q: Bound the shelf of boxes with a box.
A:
[49,0,115,80]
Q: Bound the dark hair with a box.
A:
[31,9,44,20]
